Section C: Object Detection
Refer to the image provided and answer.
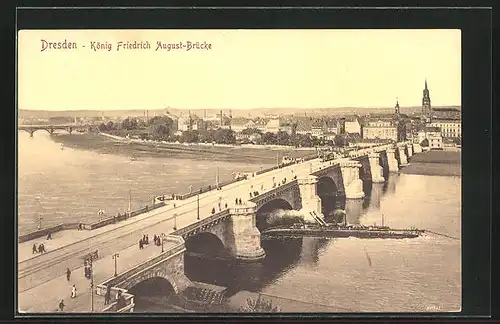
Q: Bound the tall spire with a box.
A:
[425,78,428,90]
[395,97,400,115]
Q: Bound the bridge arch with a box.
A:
[121,268,180,295]
[256,198,295,231]
[184,232,227,257]
[316,176,343,217]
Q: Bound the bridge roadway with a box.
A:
[17,154,361,313]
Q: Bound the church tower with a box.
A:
[395,98,400,116]
[422,79,432,120]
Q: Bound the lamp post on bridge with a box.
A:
[189,185,193,194]
[128,189,132,217]
[161,233,166,253]
[86,250,98,312]
[173,213,177,231]
[37,215,43,230]
[112,253,120,277]
[197,190,201,220]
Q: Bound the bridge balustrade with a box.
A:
[172,209,231,237]
[96,234,185,294]
[100,287,135,313]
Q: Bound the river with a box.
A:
[17,132,461,313]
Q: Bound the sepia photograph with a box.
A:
[17,28,462,314]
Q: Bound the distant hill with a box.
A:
[19,106,461,119]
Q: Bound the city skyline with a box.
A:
[18,29,461,111]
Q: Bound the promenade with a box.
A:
[19,156,335,312]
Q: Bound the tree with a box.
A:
[420,138,429,147]
[199,130,215,143]
[147,116,174,128]
[334,135,346,147]
[149,124,170,140]
[239,295,280,313]
[106,121,115,131]
[276,130,290,145]
[261,132,277,145]
[97,123,108,132]
[181,130,199,143]
[241,128,262,135]
[214,129,236,144]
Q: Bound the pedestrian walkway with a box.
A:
[19,239,177,313]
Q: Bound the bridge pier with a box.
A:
[398,145,409,166]
[49,127,54,136]
[340,161,365,199]
[386,148,399,173]
[297,175,323,221]
[29,131,34,138]
[227,204,266,261]
[368,152,385,183]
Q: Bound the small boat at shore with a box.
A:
[261,223,424,240]
[129,156,138,161]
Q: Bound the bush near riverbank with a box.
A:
[401,150,461,177]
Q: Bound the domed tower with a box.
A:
[422,79,432,120]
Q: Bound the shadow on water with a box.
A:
[184,237,305,296]
[128,277,178,312]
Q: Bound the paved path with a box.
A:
[18,155,351,312]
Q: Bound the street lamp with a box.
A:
[87,250,98,312]
[37,215,43,230]
[173,213,177,231]
[189,185,193,194]
[112,253,120,277]
[197,193,200,220]
[161,233,166,253]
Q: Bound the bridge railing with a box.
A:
[96,234,186,296]
[172,209,231,237]
[100,287,135,313]
[249,179,298,204]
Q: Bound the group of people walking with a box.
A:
[153,234,163,247]
[139,234,149,249]
[32,243,46,254]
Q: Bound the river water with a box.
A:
[18,132,461,313]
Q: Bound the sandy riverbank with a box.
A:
[400,150,461,176]
[49,132,316,164]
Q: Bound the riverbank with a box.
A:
[49,132,316,164]
[401,150,461,176]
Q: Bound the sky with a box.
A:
[18,29,461,111]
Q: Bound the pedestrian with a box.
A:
[116,290,122,301]
[224,203,227,209]
[143,235,146,244]
[32,243,37,254]
[66,268,71,281]
[153,234,157,243]
[58,299,65,311]
[211,207,215,214]
[145,235,149,245]
[104,286,111,305]
[235,198,238,205]
[47,232,52,240]
[139,239,143,250]
[71,285,77,298]
[239,198,242,205]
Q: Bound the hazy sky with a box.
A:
[18,29,461,111]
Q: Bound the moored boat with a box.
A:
[261,223,423,240]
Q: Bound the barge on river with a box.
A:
[261,223,424,240]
